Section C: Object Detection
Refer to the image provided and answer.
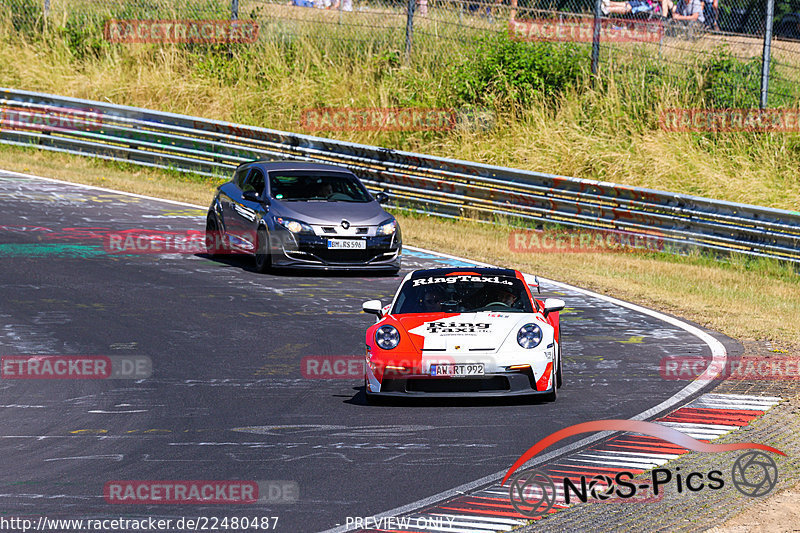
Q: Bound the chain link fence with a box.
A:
[2,0,800,109]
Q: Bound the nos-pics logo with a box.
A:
[504,419,783,518]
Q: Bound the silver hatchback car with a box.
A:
[206,160,401,273]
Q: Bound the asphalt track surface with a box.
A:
[0,172,729,532]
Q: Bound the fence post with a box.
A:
[591,0,602,83]
[44,0,50,17]
[405,0,416,62]
[760,0,774,109]
[231,0,239,20]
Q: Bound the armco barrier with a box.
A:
[1,87,799,264]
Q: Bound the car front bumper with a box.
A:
[271,230,401,270]
[366,370,552,398]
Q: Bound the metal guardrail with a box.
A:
[1,87,799,264]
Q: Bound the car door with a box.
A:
[229,167,267,252]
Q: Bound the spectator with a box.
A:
[661,0,705,24]
[331,0,353,10]
[487,0,513,21]
[601,0,658,16]
[703,0,719,30]
[418,0,427,17]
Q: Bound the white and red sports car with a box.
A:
[362,267,564,400]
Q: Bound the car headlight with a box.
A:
[517,323,543,349]
[274,216,313,234]
[377,219,397,236]
[375,325,400,350]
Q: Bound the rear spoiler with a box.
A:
[522,273,541,294]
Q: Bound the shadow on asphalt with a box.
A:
[196,252,400,278]
[345,386,558,408]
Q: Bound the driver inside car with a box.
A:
[315,181,334,199]
[486,286,518,308]
[420,289,444,312]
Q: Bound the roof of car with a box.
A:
[239,160,354,174]
[408,267,518,279]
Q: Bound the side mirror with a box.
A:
[362,300,384,317]
[242,191,265,203]
[543,298,565,316]
[375,192,389,204]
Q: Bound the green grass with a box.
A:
[1,2,799,213]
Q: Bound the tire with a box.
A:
[543,376,558,402]
[254,227,271,273]
[205,214,224,256]
[364,376,379,405]
[542,349,559,402]
[556,343,563,389]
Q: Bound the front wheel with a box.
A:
[364,376,380,405]
[556,344,563,388]
[254,227,271,273]
[543,377,558,402]
[206,214,224,256]
[543,352,559,402]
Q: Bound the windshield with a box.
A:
[268,172,372,203]
[392,274,533,314]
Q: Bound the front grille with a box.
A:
[404,377,510,393]
[314,248,376,263]
[289,235,397,264]
[296,245,395,264]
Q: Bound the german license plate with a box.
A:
[327,239,366,250]
[430,364,485,376]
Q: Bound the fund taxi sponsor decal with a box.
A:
[425,322,491,334]
[412,275,514,286]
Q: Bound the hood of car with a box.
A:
[273,200,390,226]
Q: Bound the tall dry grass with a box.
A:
[1,4,799,211]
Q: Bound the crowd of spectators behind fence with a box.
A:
[601,0,720,30]
[285,0,721,32]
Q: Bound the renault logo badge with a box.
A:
[341,219,350,230]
